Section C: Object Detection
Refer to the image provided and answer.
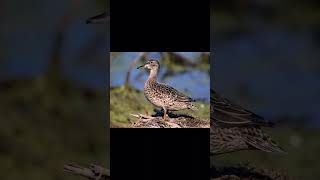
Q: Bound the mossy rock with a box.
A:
[130,114,209,128]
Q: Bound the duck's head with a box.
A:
[137,59,160,71]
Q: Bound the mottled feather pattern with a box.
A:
[212,90,274,127]
[211,89,285,155]
[144,77,194,111]
[211,125,284,155]
[211,126,249,155]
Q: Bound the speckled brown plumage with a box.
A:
[137,59,197,120]
[211,89,285,155]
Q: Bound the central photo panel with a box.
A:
[110,52,210,128]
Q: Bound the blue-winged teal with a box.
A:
[211,89,285,155]
[137,59,198,121]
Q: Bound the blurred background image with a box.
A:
[0,0,109,179]
[110,52,210,128]
[212,0,320,179]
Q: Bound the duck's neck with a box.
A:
[148,69,158,82]
[146,70,158,83]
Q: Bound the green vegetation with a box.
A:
[110,86,210,128]
[110,86,154,127]
[0,74,109,180]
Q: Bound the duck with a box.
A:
[137,59,198,121]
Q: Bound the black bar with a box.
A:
[110,129,210,180]
[110,0,210,52]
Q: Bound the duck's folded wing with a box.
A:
[211,90,274,127]
[241,127,286,153]
[156,83,194,102]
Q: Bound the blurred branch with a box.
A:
[159,52,209,81]
[161,52,198,67]
[161,70,189,81]
[47,2,74,83]
[64,163,110,180]
[124,52,148,87]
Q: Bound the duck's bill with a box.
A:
[137,64,145,69]
[86,13,109,24]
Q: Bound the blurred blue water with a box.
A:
[214,28,320,126]
[0,0,107,89]
[111,52,210,102]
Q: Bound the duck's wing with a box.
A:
[211,89,274,127]
[156,83,195,102]
[210,125,285,155]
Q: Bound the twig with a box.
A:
[130,113,209,128]
[161,52,198,66]
[130,113,155,120]
[124,52,148,87]
[63,163,110,180]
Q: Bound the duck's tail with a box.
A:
[243,127,286,154]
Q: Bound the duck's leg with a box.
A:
[162,107,169,121]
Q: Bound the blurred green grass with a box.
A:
[0,75,109,180]
[110,86,210,128]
